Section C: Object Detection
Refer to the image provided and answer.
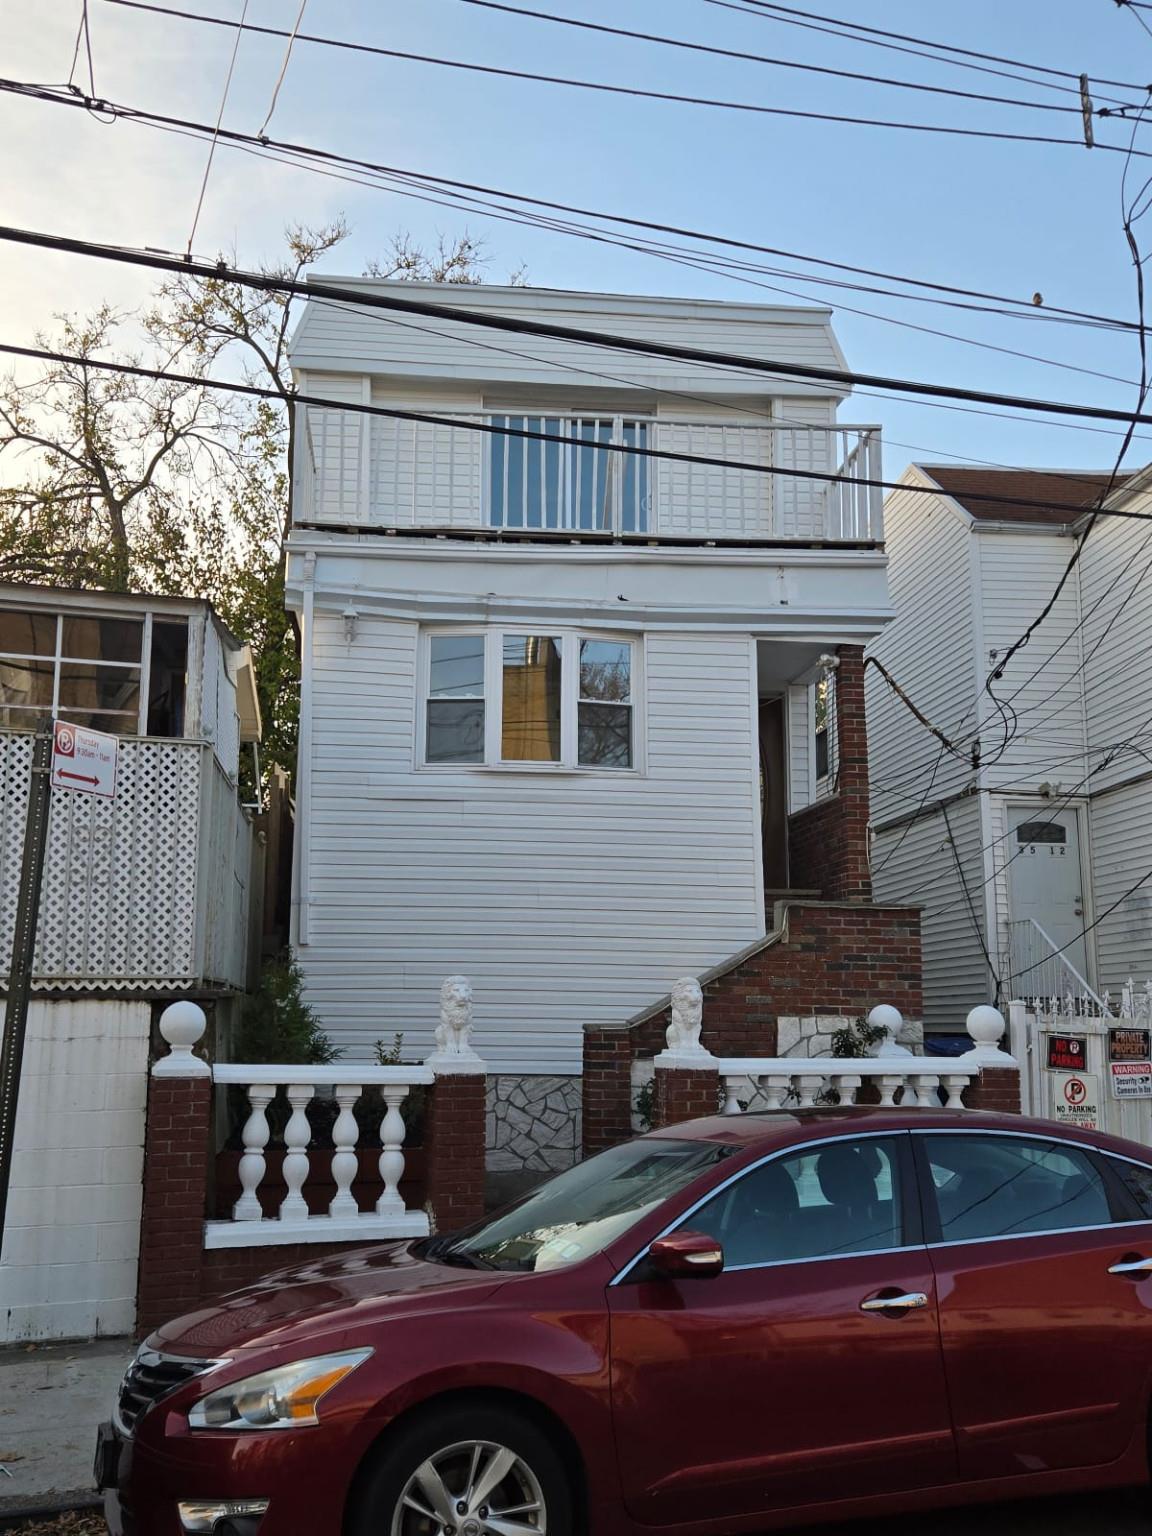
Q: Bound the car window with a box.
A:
[923,1134,1111,1242]
[686,1137,905,1268]
[1106,1157,1152,1219]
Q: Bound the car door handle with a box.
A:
[1108,1256,1152,1276]
[860,1291,929,1314]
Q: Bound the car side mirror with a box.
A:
[646,1230,725,1280]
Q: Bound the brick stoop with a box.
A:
[581,898,922,1155]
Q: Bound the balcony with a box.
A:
[294,409,883,543]
[0,731,257,991]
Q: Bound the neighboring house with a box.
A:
[285,279,907,1171]
[868,464,1152,1036]
[0,583,262,1339]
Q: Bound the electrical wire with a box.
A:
[185,0,250,256]
[255,0,306,139]
[85,0,1152,154]
[441,0,1109,117]
[6,219,1152,433]
[9,67,1142,340]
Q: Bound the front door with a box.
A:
[608,1134,957,1524]
[919,1130,1152,1479]
[1007,807,1089,985]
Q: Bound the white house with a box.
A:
[285,279,902,1169]
[868,464,1152,1036]
[0,583,262,1339]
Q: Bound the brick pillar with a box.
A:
[832,644,871,901]
[582,1026,634,1154]
[424,1072,487,1231]
[654,1057,721,1129]
[966,1067,1022,1114]
[960,1006,1022,1114]
[136,1003,213,1341]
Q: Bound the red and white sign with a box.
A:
[1111,1061,1152,1099]
[50,720,119,798]
[1051,1071,1100,1130]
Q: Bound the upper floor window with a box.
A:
[422,629,637,770]
[488,415,650,533]
[0,609,188,737]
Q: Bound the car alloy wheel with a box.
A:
[391,1437,548,1536]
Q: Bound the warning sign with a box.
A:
[1111,1061,1152,1099]
[1052,1071,1100,1130]
[1046,1035,1088,1071]
[1110,1027,1152,1064]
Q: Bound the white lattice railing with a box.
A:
[654,1001,1016,1113]
[0,730,253,991]
[206,1065,435,1250]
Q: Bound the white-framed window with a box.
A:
[420,628,639,771]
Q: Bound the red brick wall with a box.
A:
[582,900,922,1155]
[654,1067,721,1129]
[424,1075,486,1231]
[136,1075,213,1339]
[788,646,872,901]
[965,1066,1022,1114]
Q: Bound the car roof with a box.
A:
[647,1106,1152,1164]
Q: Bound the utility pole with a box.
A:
[0,720,53,1254]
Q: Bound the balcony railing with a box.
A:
[295,407,883,542]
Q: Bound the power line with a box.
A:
[714,0,1152,98]
[9,68,1141,340]
[85,0,1152,154]
[6,219,1152,431]
[255,0,306,139]
[442,0,1099,117]
[185,0,250,257]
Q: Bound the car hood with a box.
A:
[150,1242,506,1358]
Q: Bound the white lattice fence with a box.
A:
[0,731,203,988]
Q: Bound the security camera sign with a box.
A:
[50,720,118,798]
[1111,1061,1152,1099]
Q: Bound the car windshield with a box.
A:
[427,1138,731,1274]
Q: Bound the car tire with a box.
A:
[350,1402,574,1536]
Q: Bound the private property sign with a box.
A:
[50,721,118,798]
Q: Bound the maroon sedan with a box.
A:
[97,1107,1152,1535]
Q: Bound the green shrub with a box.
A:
[234,951,341,1065]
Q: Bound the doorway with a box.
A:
[1006,806,1091,989]
[758,698,789,893]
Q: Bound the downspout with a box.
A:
[292,550,316,947]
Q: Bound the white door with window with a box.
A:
[1006,807,1090,992]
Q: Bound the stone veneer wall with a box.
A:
[486,1075,582,1173]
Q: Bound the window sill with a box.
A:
[419,762,642,777]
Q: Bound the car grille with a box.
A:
[114,1348,221,1435]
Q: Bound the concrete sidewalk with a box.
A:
[0,1339,131,1514]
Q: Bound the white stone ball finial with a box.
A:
[966,1005,1008,1058]
[867,1004,911,1057]
[153,1000,210,1078]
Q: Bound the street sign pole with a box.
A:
[0,720,53,1257]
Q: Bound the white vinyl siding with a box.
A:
[871,797,990,1031]
[787,684,812,814]
[1089,782,1152,990]
[653,422,772,538]
[867,476,977,829]
[296,373,366,523]
[977,530,1087,792]
[298,614,764,1070]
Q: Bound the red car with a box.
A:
[97,1107,1152,1535]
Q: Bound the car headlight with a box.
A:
[187,1349,372,1431]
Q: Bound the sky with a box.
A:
[2,0,1152,477]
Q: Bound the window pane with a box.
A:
[57,709,139,736]
[148,621,188,737]
[689,1138,904,1268]
[1016,821,1066,844]
[579,639,630,702]
[502,635,561,762]
[429,635,485,698]
[578,703,632,768]
[620,420,649,533]
[0,610,56,656]
[60,615,143,665]
[0,705,49,730]
[426,700,485,763]
[926,1135,1110,1242]
[1111,1159,1152,1218]
[58,663,140,715]
[0,657,54,710]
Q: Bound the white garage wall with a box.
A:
[0,1000,150,1342]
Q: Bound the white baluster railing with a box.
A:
[205,1065,434,1250]
[713,1006,1015,1116]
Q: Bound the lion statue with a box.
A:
[435,974,476,1056]
[666,976,705,1053]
